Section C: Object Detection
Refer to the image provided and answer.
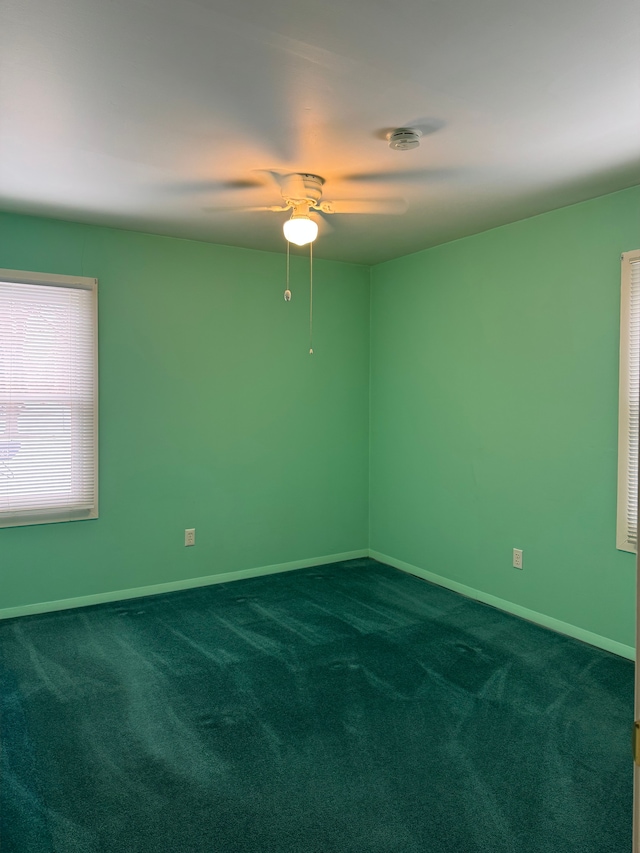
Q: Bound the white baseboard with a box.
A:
[0,549,369,622]
[369,550,635,661]
[4,548,634,662]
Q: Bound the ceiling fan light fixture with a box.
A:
[283,214,318,246]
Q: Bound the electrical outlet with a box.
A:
[185,528,195,547]
[513,548,523,570]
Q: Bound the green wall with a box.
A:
[2,186,638,649]
[370,186,640,648]
[0,213,370,610]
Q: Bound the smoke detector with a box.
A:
[388,128,423,151]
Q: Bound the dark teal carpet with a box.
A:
[0,558,633,852]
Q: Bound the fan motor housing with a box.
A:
[388,128,422,150]
[281,173,325,204]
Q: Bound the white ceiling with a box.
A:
[1,0,639,265]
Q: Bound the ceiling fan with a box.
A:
[205,171,407,246]
[203,169,411,354]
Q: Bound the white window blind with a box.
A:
[0,270,97,527]
[617,251,640,552]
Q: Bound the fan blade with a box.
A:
[251,169,287,188]
[318,199,407,215]
[339,168,457,184]
[310,211,334,236]
[203,204,289,214]
[165,178,264,195]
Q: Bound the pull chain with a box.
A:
[284,240,291,301]
[309,241,313,354]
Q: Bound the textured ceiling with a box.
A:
[1,0,639,264]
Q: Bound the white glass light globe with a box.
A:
[283,215,318,246]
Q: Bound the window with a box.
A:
[0,269,98,527]
[617,251,640,552]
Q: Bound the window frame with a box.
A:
[616,250,640,553]
[0,268,99,528]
